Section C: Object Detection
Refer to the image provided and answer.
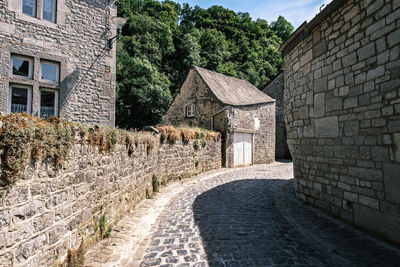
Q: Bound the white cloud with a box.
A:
[249,0,333,28]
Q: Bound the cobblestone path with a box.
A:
[85,162,400,266]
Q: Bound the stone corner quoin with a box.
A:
[282,0,400,244]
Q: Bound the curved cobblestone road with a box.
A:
[137,162,400,267]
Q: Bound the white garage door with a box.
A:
[233,133,252,166]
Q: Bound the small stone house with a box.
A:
[163,66,276,167]
[263,72,291,159]
[0,0,118,125]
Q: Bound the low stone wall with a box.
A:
[283,0,400,244]
[0,135,221,266]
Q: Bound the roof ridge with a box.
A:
[193,65,255,87]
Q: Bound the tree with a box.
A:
[270,15,294,42]
[115,0,292,129]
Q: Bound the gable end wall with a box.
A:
[163,69,224,129]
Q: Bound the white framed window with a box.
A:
[42,0,57,23]
[8,84,32,114]
[40,60,59,83]
[186,104,195,118]
[10,55,33,79]
[39,88,59,118]
[22,0,37,17]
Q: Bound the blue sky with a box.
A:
[172,0,333,29]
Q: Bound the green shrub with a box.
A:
[99,214,112,239]
[193,139,200,151]
[201,139,207,148]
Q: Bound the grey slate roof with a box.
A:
[193,66,275,106]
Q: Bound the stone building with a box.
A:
[263,72,291,159]
[281,0,400,244]
[164,66,276,167]
[0,0,118,125]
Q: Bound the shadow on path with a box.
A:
[193,179,400,266]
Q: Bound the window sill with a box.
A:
[39,81,59,89]
[9,76,35,86]
[16,12,58,29]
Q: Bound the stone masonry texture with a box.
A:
[0,135,221,266]
[164,69,276,167]
[263,73,292,159]
[283,0,400,244]
[123,163,399,267]
[0,0,116,125]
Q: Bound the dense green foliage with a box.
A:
[116,0,294,129]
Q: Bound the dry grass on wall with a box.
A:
[0,113,157,186]
[157,125,221,144]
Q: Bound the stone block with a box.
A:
[366,0,384,15]
[383,163,400,203]
[314,93,325,117]
[0,232,6,250]
[348,167,382,180]
[7,222,32,247]
[313,39,327,58]
[326,97,343,112]
[315,116,339,137]
[15,233,47,264]
[388,28,400,48]
[357,42,375,60]
[344,97,358,109]
[395,0,400,10]
[313,77,327,93]
[299,106,309,119]
[354,204,400,244]
[344,191,358,202]
[359,195,379,209]
[344,121,360,136]
[367,66,385,80]
[300,50,313,65]
[342,52,357,67]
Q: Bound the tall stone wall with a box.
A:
[263,73,291,159]
[0,0,116,125]
[0,136,221,266]
[283,0,400,244]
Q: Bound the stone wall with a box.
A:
[0,0,116,125]
[225,103,276,167]
[0,135,221,266]
[163,69,225,129]
[283,0,400,244]
[263,73,291,159]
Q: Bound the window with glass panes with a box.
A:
[42,0,56,23]
[40,60,59,83]
[186,105,195,117]
[39,89,58,118]
[9,85,32,114]
[22,0,36,17]
[11,55,33,79]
